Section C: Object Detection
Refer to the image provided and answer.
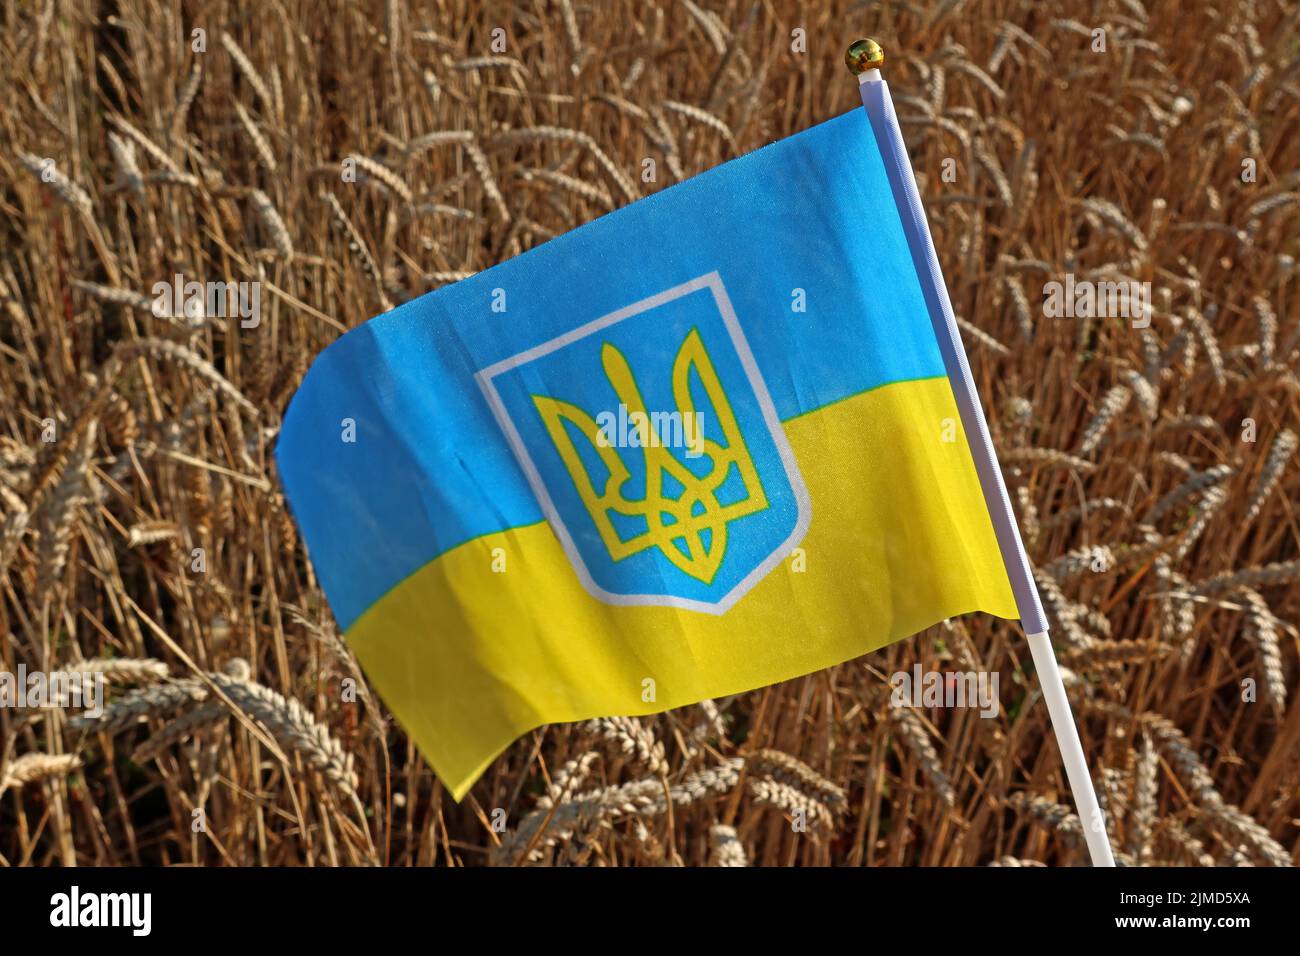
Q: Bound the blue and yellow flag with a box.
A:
[278,107,1027,798]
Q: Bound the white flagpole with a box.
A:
[847,39,1116,867]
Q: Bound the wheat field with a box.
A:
[1,0,1298,867]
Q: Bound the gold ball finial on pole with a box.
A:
[845,38,885,75]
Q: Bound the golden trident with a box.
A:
[531,327,768,584]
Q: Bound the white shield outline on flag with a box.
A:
[475,271,812,615]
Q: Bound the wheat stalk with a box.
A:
[125,520,180,547]
[890,707,956,807]
[58,657,170,686]
[249,188,294,260]
[1195,559,1300,595]
[234,101,277,174]
[0,753,81,795]
[1142,713,1290,866]
[498,759,742,864]
[537,752,601,810]
[1252,296,1277,364]
[516,168,612,209]
[1121,368,1159,422]
[746,776,836,830]
[1078,386,1131,454]
[956,315,1011,355]
[1007,792,1085,851]
[1239,588,1286,717]
[1046,545,1114,580]
[463,141,510,224]
[346,154,413,204]
[68,679,208,734]
[662,100,735,149]
[70,279,153,313]
[747,750,848,813]
[1080,198,1148,252]
[36,422,97,592]
[221,31,274,111]
[1145,464,1233,524]
[1243,429,1296,523]
[1129,732,1158,864]
[208,666,358,795]
[1001,275,1034,341]
[171,61,203,135]
[1187,306,1225,387]
[18,152,93,216]
[131,702,229,762]
[322,190,392,311]
[1002,447,1097,473]
[107,132,144,197]
[585,717,667,776]
[988,856,1047,866]
[106,115,183,175]
[708,824,748,866]
[117,338,258,416]
[1039,497,1129,530]
[1061,639,1171,668]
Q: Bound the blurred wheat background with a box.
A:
[1,0,1298,866]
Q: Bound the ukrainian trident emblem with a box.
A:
[477,272,810,613]
[532,328,768,586]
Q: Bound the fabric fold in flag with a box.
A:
[277,107,1020,799]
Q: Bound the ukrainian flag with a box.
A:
[278,106,1031,799]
